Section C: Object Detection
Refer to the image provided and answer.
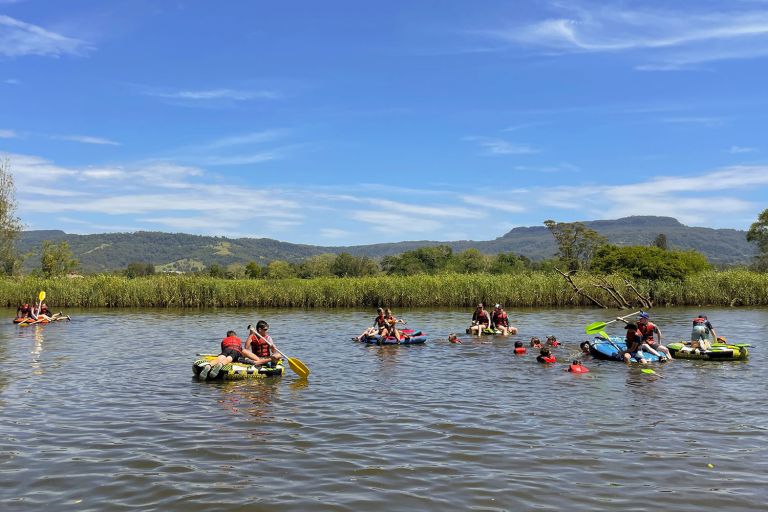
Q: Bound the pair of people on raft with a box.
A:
[616,312,672,363]
[356,307,408,341]
[198,321,282,380]
[468,303,517,335]
[15,300,68,322]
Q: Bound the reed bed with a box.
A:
[2,270,768,308]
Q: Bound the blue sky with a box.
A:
[1,0,767,246]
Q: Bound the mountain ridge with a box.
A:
[17,216,755,272]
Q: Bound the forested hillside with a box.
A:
[17,216,754,273]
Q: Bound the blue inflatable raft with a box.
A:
[359,335,427,345]
[589,336,666,362]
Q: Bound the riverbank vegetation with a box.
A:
[2,269,767,308]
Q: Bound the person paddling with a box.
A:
[469,303,491,335]
[199,329,277,380]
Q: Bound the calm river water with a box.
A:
[1,307,766,511]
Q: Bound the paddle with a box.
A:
[250,328,310,379]
[585,311,641,335]
[39,290,46,302]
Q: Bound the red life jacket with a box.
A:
[20,304,31,314]
[514,347,527,354]
[221,335,243,353]
[492,310,508,327]
[625,329,643,352]
[538,355,556,364]
[374,315,387,329]
[248,334,272,358]
[474,310,490,324]
[568,364,589,373]
[638,322,656,343]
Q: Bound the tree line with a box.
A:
[3,159,768,280]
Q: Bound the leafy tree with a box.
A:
[331,252,379,277]
[297,253,336,278]
[591,245,710,280]
[245,261,262,279]
[207,263,226,278]
[0,158,22,275]
[544,220,607,271]
[266,260,295,279]
[125,262,156,278]
[747,208,768,271]
[382,245,453,275]
[40,240,79,277]
[653,233,668,250]
[451,248,489,274]
[226,263,247,279]
[489,252,530,274]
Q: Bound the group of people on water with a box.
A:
[14,300,69,323]
[468,303,518,335]
[354,307,409,341]
[198,321,283,380]
[615,312,719,363]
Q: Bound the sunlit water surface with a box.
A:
[1,307,766,511]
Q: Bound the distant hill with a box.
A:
[17,216,755,273]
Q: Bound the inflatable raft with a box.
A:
[359,335,427,345]
[667,342,749,361]
[193,355,284,380]
[464,327,517,336]
[588,336,667,362]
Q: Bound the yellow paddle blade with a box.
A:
[585,321,606,334]
[39,290,46,302]
[287,357,310,378]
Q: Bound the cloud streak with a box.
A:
[480,4,768,69]
[0,15,91,57]
[54,134,121,146]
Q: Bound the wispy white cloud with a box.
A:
[3,78,20,85]
[0,15,91,57]
[320,228,351,239]
[539,165,768,225]
[0,129,17,138]
[661,116,725,127]
[145,88,281,102]
[463,136,539,155]
[53,134,121,146]
[201,130,287,150]
[479,4,768,70]
[462,196,526,213]
[729,145,758,153]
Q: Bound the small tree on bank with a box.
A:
[40,240,79,277]
[747,208,768,271]
[0,158,22,275]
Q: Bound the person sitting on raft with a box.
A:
[622,322,647,364]
[355,307,388,340]
[537,347,556,364]
[513,341,526,354]
[199,328,279,380]
[28,300,53,323]
[616,313,669,360]
[381,308,407,341]
[469,303,491,335]
[15,303,32,321]
[691,314,718,351]
[245,321,283,366]
[39,301,68,321]
[491,304,517,335]
[530,336,542,348]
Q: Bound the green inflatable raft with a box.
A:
[667,342,749,361]
[193,354,285,380]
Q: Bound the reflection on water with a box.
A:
[0,307,767,511]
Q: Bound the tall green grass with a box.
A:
[2,270,767,308]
